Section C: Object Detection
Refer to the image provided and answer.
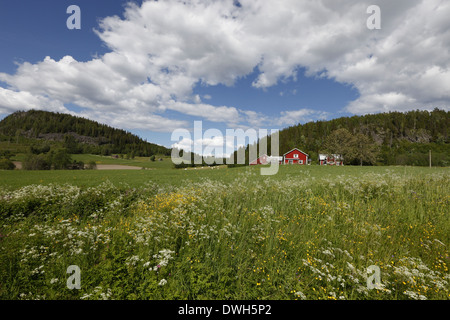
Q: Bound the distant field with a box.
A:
[1,164,446,190]
[6,153,174,169]
[70,154,174,170]
[0,165,449,300]
[0,163,232,190]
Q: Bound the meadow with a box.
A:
[0,165,449,300]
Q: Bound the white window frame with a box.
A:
[293,154,299,158]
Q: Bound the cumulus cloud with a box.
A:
[167,101,240,125]
[0,87,67,114]
[171,134,237,158]
[277,109,329,127]
[0,0,449,133]
[239,108,328,128]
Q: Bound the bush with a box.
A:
[0,150,14,159]
[30,144,50,155]
[173,162,188,169]
[0,159,15,170]
[49,148,72,170]
[69,160,85,170]
[86,161,97,170]
[22,153,51,170]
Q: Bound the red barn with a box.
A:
[283,148,308,165]
[249,154,268,165]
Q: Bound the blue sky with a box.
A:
[0,1,125,71]
[0,0,449,151]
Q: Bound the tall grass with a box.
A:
[0,167,448,300]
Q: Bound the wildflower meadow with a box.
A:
[0,166,449,300]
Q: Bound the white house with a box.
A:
[319,154,343,166]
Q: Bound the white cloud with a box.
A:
[1,0,449,132]
[79,109,189,133]
[241,110,269,128]
[0,87,67,114]
[239,108,329,128]
[168,101,240,125]
[277,109,329,126]
[171,137,194,153]
[171,134,236,158]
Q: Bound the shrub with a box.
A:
[49,148,72,170]
[0,159,15,170]
[22,153,51,170]
[86,161,97,170]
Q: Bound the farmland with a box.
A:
[0,165,449,300]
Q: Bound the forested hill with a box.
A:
[235,108,450,166]
[0,110,171,157]
[1,108,448,166]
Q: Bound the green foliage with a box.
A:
[0,167,448,300]
[0,110,171,157]
[30,144,51,155]
[233,108,449,166]
[22,147,85,171]
[69,160,85,170]
[86,161,97,170]
[0,158,15,170]
[49,148,72,170]
[0,150,15,159]
[22,153,51,170]
[63,134,81,154]
[322,128,354,163]
[322,130,380,165]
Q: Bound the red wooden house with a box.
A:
[250,155,283,165]
[249,154,269,165]
[283,148,308,165]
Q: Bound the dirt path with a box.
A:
[13,161,22,169]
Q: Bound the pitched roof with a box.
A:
[283,148,309,157]
[249,154,268,164]
[319,153,343,160]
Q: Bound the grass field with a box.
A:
[0,165,449,300]
[70,154,175,170]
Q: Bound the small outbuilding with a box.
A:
[319,154,343,166]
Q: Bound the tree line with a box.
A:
[0,110,171,157]
[22,146,97,170]
[230,108,449,166]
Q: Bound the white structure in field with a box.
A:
[319,154,343,166]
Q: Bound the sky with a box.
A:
[0,0,449,152]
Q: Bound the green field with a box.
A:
[0,163,444,189]
[0,165,449,300]
[70,154,175,169]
